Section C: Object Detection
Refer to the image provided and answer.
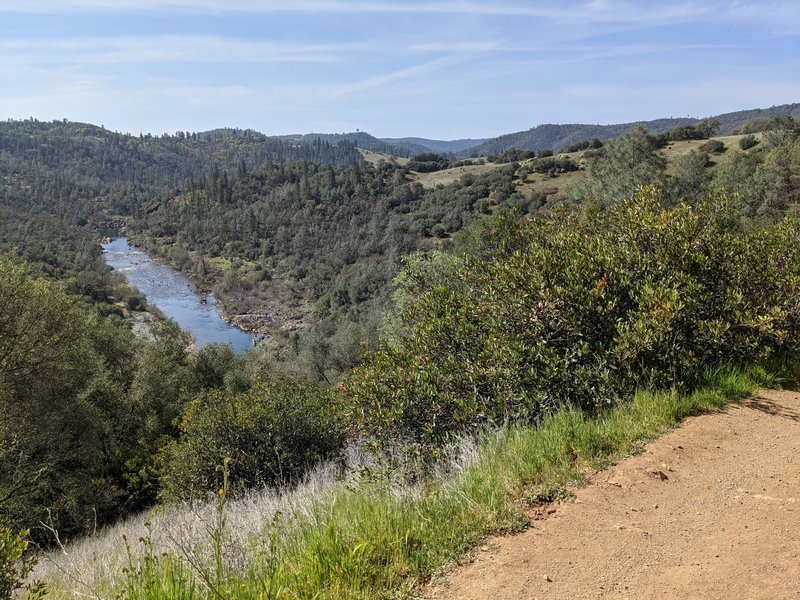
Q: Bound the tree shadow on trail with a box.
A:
[742,392,800,422]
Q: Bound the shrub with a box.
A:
[191,343,242,391]
[126,293,146,311]
[529,157,579,174]
[0,528,43,600]
[159,378,346,501]
[739,134,758,150]
[407,153,450,173]
[700,139,725,154]
[343,187,800,457]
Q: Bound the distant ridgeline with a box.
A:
[274,103,800,159]
[0,120,363,185]
[452,103,800,158]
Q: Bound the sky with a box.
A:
[0,1,798,139]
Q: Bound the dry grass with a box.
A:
[33,441,482,599]
[32,357,800,599]
[409,162,505,188]
[515,168,586,197]
[659,133,765,173]
[34,461,345,598]
[357,149,409,166]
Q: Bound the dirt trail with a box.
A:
[430,390,800,599]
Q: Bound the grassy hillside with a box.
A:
[460,102,800,158]
[409,160,506,188]
[404,131,755,194]
[357,148,409,165]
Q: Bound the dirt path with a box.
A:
[430,390,800,599]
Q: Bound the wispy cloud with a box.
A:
[0,0,710,22]
[329,55,469,98]
[0,36,361,65]
[3,1,794,38]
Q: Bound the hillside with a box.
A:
[279,131,429,157]
[0,119,363,273]
[380,136,488,154]
[460,103,800,157]
[461,118,696,157]
[714,103,800,134]
[0,120,362,186]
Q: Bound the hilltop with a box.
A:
[454,103,800,157]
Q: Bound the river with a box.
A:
[102,237,258,353]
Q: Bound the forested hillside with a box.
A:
[380,136,488,154]
[0,119,362,278]
[461,103,800,157]
[130,159,527,362]
[279,131,428,158]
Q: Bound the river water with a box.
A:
[102,237,257,353]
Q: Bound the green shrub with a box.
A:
[159,378,346,501]
[529,156,579,174]
[407,153,450,173]
[190,343,242,391]
[700,139,725,154]
[343,187,800,456]
[0,528,43,600]
[739,134,758,150]
[126,293,146,311]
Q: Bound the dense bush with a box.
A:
[0,257,196,540]
[406,153,450,173]
[159,378,346,501]
[488,148,536,163]
[0,528,41,600]
[343,187,800,455]
[700,139,725,154]
[528,156,579,174]
[651,118,720,147]
[561,138,603,153]
[739,134,758,150]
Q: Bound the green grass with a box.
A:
[47,355,800,600]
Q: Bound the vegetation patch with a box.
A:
[37,356,800,599]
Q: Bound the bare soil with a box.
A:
[430,389,800,599]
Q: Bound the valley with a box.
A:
[2,106,800,599]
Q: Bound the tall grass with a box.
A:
[37,356,799,599]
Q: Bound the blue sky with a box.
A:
[0,1,798,139]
